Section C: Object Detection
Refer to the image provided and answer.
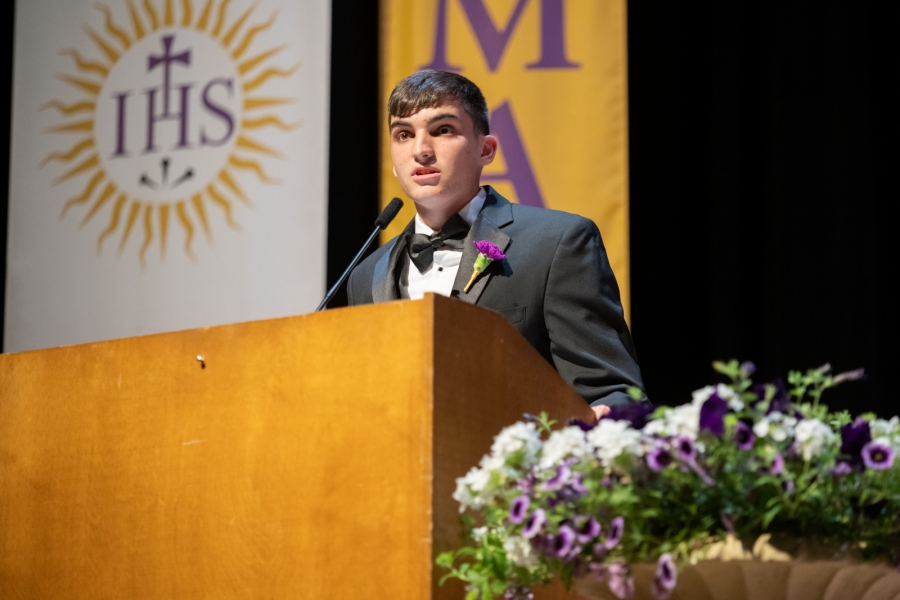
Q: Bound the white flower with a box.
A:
[643,413,669,437]
[753,412,797,443]
[667,403,701,439]
[503,535,539,567]
[472,526,488,543]
[453,465,493,512]
[490,421,542,463]
[794,418,837,461]
[587,419,645,463]
[479,453,507,474]
[462,465,491,493]
[540,426,592,468]
[452,478,479,512]
[870,417,900,450]
[691,385,717,405]
[641,402,701,440]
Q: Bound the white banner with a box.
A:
[5,0,329,352]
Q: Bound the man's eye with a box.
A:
[438,126,452,135]
[396,131,410,141]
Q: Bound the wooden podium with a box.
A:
[1,295,593,599]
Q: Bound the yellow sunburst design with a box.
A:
[42,0,301,265]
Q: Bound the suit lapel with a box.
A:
[452,188,513,305]
[372,218,416,303]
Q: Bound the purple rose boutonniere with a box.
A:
[464,240,505,293]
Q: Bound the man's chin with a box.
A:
[405,186,444,206]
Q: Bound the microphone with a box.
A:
[315,197,404,312]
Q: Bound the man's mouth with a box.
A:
[412,167,441,182]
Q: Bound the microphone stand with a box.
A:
[315,198,404,312]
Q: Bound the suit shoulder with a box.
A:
[508,203,599,235]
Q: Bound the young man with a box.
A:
[347,70,644,411]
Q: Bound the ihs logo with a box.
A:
[43,0,299,264]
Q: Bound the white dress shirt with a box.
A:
[405,188,487,300]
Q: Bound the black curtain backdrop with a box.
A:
[1,2,893,416]
[325,0,381,309]
[627,2,893,414]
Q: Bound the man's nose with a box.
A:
[413,135,434,162]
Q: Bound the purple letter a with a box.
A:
[481,102,544,207]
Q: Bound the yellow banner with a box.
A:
[380,0,630,319]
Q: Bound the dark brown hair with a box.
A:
[388,70,490,136]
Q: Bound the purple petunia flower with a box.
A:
[604,402,654,430]
[733,421,755,450]
[841,417,872,466]
[570,473,588,495]
[607,562,635,599]
[474,240,506,261]
[656,553,677,588]
[771,454,784,475]
[575,517,602,543]
[674,436,697,461]
[699,394,729,437]
[605,517,625,550]
[651,553,678,599]
[542,464,571,491]
[833,461,853,476]
[521,508,546,539]
[509,495,530,524]
[767,378,791,414]
[567,418,597,432]
[517,468,538,494]
[646,447,673,472]
[740,361,757,377]
[782,479,795,494]
[552,525,576,558]
[530,533,551,556]
[862,441,895,470]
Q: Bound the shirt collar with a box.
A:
[414,187,487,235]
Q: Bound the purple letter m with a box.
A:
[423,0,579,72]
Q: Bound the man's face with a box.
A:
[389,100,496,216]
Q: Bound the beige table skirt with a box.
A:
[573,560,900,600]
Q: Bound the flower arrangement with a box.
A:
[437,361,900,600]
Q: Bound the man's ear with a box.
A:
[479,135,498,165]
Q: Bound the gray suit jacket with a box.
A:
[347,187,644,407]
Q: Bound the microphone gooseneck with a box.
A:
[315,198,404,312]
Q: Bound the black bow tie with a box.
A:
[404,214,470,274]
